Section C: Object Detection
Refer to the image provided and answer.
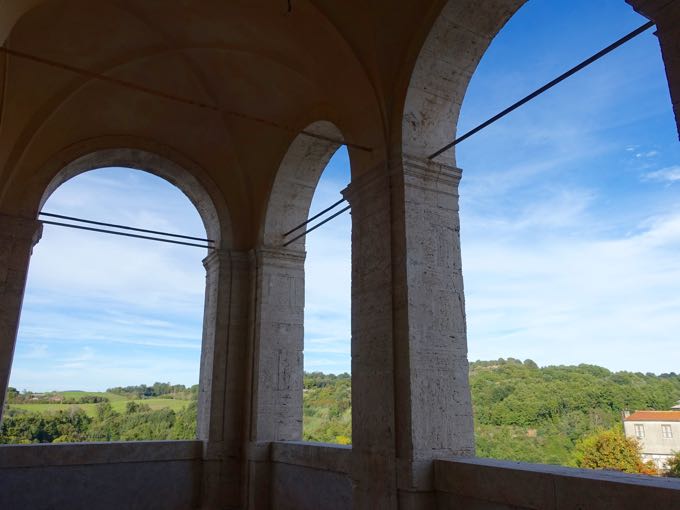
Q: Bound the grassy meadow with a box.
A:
[8,390,190,417]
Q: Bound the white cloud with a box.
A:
[463,211,680,373]
[10,168,206,391]
[642,165,680,184]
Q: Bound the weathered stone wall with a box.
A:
[270,442,352,510]
[0,441,202,510]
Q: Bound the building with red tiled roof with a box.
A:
[626,411,680,422]
[624,410,680,471]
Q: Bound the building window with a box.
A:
[662,424,673,439]
[634,424,645,438]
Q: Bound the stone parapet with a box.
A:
[435,456,680,509]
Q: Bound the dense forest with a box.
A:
[470,359,680,466]
[3,360,680,474]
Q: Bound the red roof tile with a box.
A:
[624,411,680,422]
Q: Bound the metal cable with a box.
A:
[40,220,213,249]
[428,20,655,160]
[283,198,347,237]
[40,212,214,243]
[283,205,351,246]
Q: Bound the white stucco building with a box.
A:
[624,411,680,471]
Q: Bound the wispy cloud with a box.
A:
[642,165,680,184]
[462,211,680,373]
[11,168,206,391]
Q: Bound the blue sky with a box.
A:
[457,0,679,373]
[11,170,207,391]
[9,0,679,391]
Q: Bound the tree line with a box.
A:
[3,363,680,476]
[1,395,196,444]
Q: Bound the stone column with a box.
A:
[197,249,253,510]
[343,168,399,510]
[391,154,474,509]
[344,154,474,509]
[627,0,680,138]
[247,246,306,509]
[0,214,42,422]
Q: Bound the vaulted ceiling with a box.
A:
[0,0,520,246]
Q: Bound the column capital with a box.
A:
[256,245,306,266]
[341,154,462,206]
[397,154,463,204]
[0,214,42,247]
[202,248,253,273]
[341,160,390,205]
[399,153,462,184]
[202,248,230,272]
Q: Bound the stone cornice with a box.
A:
[0,214,42,246]
[256,245,306,265]
[202,249,253,272]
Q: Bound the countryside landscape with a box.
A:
[3,358,679,477]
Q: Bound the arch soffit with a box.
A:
[23,137,232,248]
[262,120,345,250]
[399,0,526,166]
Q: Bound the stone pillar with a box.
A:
[197,249,252,510]
[343,168,399,510]
[391,155,474,509]
[627,0,680,138]
[247,246,306,508]
[0,214,42,422]
[344,154,474,509]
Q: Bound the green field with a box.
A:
[9,390,190,417]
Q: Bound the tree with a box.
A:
[666,451,680,478]
[573,428,654,475]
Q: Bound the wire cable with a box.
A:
[283,205,351,246]
[40,212,214,243]
[40,220,213,249]
[283,198,347,237]
[428,20,655,160]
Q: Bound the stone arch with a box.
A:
[262,120,345,249]
[4,140,236,448]
[247,119,348,462]
[36,144,231,249]
[401,0,526,166]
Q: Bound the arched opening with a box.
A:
[1,148,230,445]
[302,146,352,444]
[457,0,680,471]
[258,121,352,445]
[403,0,680,474]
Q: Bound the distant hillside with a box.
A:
[470,358,680,465]
[303,360,680,466]
[4,364,679,469]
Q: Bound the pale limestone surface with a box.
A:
[0,0,678,509]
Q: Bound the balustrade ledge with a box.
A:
[0,440,202,469]
[435,456,680,509]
